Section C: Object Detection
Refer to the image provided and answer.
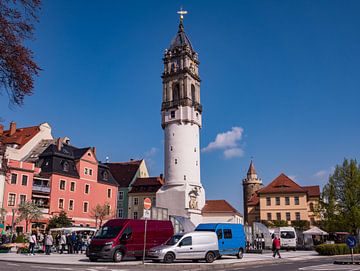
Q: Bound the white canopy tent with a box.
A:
[303,226,328,236]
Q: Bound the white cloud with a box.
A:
[314,170,328,179]
[202,127,243,152]
[202,127,245,159]
[145,147,157,157]
[223,148,244,159]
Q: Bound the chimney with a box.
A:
[0,124,3,136]
[9,122,16,136]
[160,173,164,180]
[130,158,134,161]
[92,147,96,156]
[56,137,62,151]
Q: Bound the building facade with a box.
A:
[202,200,243,224]
[107,160,149,219]
[245,173,320,226]
[242,161,263,224]
[127,177,163,219]
[156,13,205,226]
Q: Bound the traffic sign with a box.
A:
[346,236,357,249]
[143,209,151,219]
[143,198,152,210]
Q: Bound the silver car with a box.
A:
[147,231,219,263]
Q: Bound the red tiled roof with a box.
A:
[303,185,320,197]
[247,193,260,206]
[106,160,142,188]
[0,125,40,148]
[202,200,242,216]
[128,177,163,193]
[257,173,306,194]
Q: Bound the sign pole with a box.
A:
[142,219,147,264]
[351,248,354,264]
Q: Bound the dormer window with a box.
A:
[103,171,108,180]
[62,161,69,172]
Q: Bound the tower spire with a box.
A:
[247,160,257,176]
[177,7,187,32]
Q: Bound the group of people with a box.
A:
[26,231,93,255]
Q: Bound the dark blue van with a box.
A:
[195,223,246,259]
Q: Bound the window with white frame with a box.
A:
[59,180,66,190]
[70,182,76,192]
[118,208,123,218]
[8,193,16,206]
[21,175,28,186]
[133,211,138,219]
[69,200,74,211]
[59,199,64,209]
[83,202,89,213]
[85,184,90,194]
[10,174,17,184]
[107,189,111,198]
[19,195,26,205]
[134,197,139,206]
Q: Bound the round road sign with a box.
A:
[346,236,357,249]
[144,198,152,210]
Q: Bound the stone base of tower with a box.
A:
[156,183,205,227]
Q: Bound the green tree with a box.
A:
[291,220,310,231]
[47,211,72,230]
[16,201,43,233]
[90,203,111,228]
[320,159,360,235]
[271,220,289,227]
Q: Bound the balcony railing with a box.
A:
[32,185,51,193]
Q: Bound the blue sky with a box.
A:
[1,0,360,212]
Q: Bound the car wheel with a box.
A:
[205,252,215,263]
[237,248,244,259]
[89,257,97,262]
[113,250,123,262]
[163,252,175,263]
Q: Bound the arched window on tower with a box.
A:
[173,83,180,102]
[191,84,196,104]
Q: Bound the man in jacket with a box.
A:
[44,232,53,255]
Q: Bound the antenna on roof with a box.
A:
[105,156,110,163]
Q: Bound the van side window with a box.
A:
[224,229,232,239]
[180,236,192,246]
[121,227,132,240]
[216,229,223,240]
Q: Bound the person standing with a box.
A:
[44,232,53,255]
[272,235,281,258]
[28,231,37,255]
[59,232,66,254]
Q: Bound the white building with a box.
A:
[202,200,244,224]
[156,14,205,226]
[0,122,53,208]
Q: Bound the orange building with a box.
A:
[246,173,320,226]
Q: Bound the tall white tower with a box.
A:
[156,12,205,226]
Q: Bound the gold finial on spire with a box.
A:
[177,7,188,22]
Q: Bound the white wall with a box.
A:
[202,213,244,224]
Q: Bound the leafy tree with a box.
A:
[320,159,360,235]
[16,201,43,233]
[291,220,310,231]
[271,220,289,227]
[91,203,111,228]
[47,211,72,230]
[0,0,41,106]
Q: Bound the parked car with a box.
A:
[147,231,220,263]
[195,223,246,259]
[271,227,297,250]
[86,219,173,262]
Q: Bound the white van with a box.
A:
[272,227,297,250]
[147,231,220,263]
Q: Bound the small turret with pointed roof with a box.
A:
[242,160,263,224]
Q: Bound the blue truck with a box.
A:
[195,223,246,259]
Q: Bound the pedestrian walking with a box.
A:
[28,231,37,255]
[60,232,66,254]
[272,235,281,258]
[44,232,53,255]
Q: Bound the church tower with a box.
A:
[242,161,263,224]
[156,11,205,226]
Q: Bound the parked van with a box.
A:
[147,231,220,263]
[86,219,173,262]
[195,223,246,258]
[272,227,297,250]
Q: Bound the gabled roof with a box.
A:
[303,185,321,197]
[106,160,142,188]
[202,200,242,216]
[0,125,40,148]
[257,173,306,194]
[128,177,163,194]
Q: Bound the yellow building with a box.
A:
[246,173,320,226]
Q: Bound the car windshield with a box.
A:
[94,226,123,239]
[281,231,295,239]
[166,234,183,245]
